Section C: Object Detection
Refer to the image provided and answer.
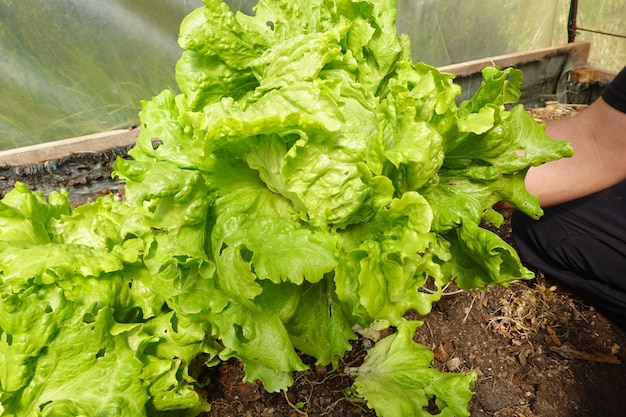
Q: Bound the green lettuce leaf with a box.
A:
[441,221,535,290]
[1,0,576,415]
[335,191,447,325]
[211,298,309,392]
[0,183,68,245]
[114,0,570,405]
[0,279,150,417]
[0,188,212,416]
[285,278,358,367]
[350,321,475,417]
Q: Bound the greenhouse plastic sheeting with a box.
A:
[0,0,204,150]
[0,0,622,150]
[570,1,626,75]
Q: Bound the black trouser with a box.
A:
[512,180,626,329]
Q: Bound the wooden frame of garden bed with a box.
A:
[0,128,139,168]
[441,41,614,105]
[439,41,591,77]
[0,41,611,169]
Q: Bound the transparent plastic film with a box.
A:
[0,0,204,150]
[2,0,623,150]
[570,0,626,73]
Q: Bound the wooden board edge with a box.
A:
[569,66,617,84]
[438,41,591,77]
[0,128,139,168]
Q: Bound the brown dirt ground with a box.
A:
[1,103,625,417]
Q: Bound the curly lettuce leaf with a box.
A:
[0,288,209,416]
[335,191,447,325]
[209,158,339,288]
[350,321,475,417]
[0,296,150,417]
[0,188,212,416]
[178,0,269,70]
[0,183,68,245]
[441,221,535,290]
[1,0,577,415]
[285,279,358,367]
[118,0,571,400]
[210,297,309,392]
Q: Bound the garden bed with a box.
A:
[1,103,625,417]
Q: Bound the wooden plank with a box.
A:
[569,66,616,84]
[438,41,591,76]
[0,128,139,168]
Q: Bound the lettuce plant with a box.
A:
[0,0,572,416]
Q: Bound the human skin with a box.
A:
[521,97,626,208]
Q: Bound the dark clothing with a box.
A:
[602,66,626,113]
[512,184,626,328]
[512,66,626,329]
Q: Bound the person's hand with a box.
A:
[524,97,626,207]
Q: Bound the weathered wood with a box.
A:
[0,128,139,168]
[569,65,615,84]
[439,41,591,76]
[437,42,615,106]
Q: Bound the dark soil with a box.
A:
[2,104,625,416]
[195,276,626,417]
[0,145,132,206]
